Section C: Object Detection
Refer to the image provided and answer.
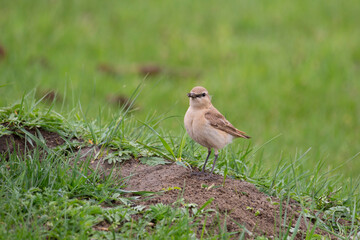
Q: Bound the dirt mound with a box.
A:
[0,135,329,238]
[0,127,64,155]
[119,159,321,239]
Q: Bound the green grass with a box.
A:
[1,0,360,177]
[0,1,360,237]
[0,95,359,239]
[0,149,201,239]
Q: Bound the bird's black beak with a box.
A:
[187,92,196,98]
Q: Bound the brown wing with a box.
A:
[205,107,250,139]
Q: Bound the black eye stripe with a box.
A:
[193,93,206,98]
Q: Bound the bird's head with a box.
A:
[187,86,211,109]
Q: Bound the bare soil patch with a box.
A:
[119,159,314,239]
[0,133,331,238]
[0,127,64,155]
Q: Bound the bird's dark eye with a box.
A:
[202,93,206,97]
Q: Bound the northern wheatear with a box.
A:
[184,86,250,174]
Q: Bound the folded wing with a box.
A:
[205,107,250,139]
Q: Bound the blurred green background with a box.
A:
[1,0,359,177]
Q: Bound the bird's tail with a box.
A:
[240,134,251,139]
[235,129,251,139]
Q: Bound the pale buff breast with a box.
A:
[184,107,195,138]
[184,107,234,150]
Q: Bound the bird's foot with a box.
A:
[198,173,219,180]
[191,171,219,180]
[191,171,206,176]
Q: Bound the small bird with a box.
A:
[184,86,250,174]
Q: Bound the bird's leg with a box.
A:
[210,151,219,175]
[201,148,212,172]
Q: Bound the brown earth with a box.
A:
[0,130,333,239]
[118,159,319,239]
[0,127,64,155]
